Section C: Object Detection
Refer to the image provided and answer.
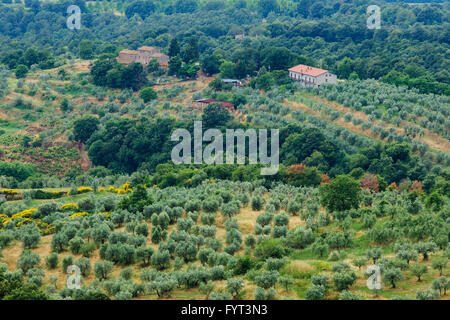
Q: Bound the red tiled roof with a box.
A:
[119,49,139,55]
[196,99,234,109]
[288,64,328,77]
[138,46,158,52]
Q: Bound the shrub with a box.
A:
[305,284,325,300]
[19,223,41,249]
[61,255,74,273]
[416,288,439,300]
[139,87,157,103]
[333,270,357,291]
[251,196,265,211]
[226,278,244,298]
[45,253,58,269]
[255,239,288,259]
[340,290,362,300]
[94,261,114,280]
[17,250,41,273]
[254,270,279,289]
[284,226,314,249]
[75,257,91,277]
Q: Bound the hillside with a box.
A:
[0,0,448,302]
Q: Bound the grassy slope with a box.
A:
[1,189,448,300]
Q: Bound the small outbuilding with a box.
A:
[195,99,235,111]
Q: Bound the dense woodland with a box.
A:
[0,0,449,93]
[0,0,448,301]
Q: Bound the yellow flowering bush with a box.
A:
[0,188,19,195]
[60,203,79,211]
[0,208,54,235]
[77,186,94,193]
[11,208,37,219]
[0,188,22,200]
[0,213,10,226]
[108,182,133,194]
[70,212,90,219]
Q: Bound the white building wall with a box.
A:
[289,71,337,86]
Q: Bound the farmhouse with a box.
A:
[117,46,169,69]
[288,64,337,87]
[195,98,235,112]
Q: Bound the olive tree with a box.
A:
[226,278,244,298]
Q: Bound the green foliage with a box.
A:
[320,175,361,212]
[202,102,232,129]
[255,239,289,259]
[382,268,403,288]
[226,278,244,298]
[15,65,28,79]
[73,116,100,144]
[139,87,157,103]
[410,263,428,281]
[45,253,58,269]
[94,261,114,280]
[17,250,41,273]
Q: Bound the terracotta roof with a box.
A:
[138,46,158,51]
[119,49,139,55]
[153,53,168,57]
[196,99,235,109]
[288,64,328,77]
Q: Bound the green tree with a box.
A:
[73,116,100,144]
[19,224,41,249]
[226,278,244,298]
[139,87,157,103]
[432,277,449,296]
[201,54,221,75]
[17,250,41,273]
[168,38,180,57]
[151,250,171,270]
[410,264,428,281]
[219,61,236,79]
[258,0,279,18]
[168,55,183,76]
[319,175,361,212]
[182,37,199,63]
[125,0,156,19]
[15,65,29,79]
[202,102,232,129]
[60,98,74,113]
[175,0,198,13]
[79,40,94,60]
[45,253,58,269]
[431,257,448,276]
[414,242,438,261]
[383,268,402,288]
[333,270,357,291]
[94,261,113,280]
[146,58,160,73]
[305,284,325,300]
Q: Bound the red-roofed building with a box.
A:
[117,46,169,69]
[288,64,337,87]
[195,99,235,112]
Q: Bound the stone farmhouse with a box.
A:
[288,64,337,87]
[117,46,170,69]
